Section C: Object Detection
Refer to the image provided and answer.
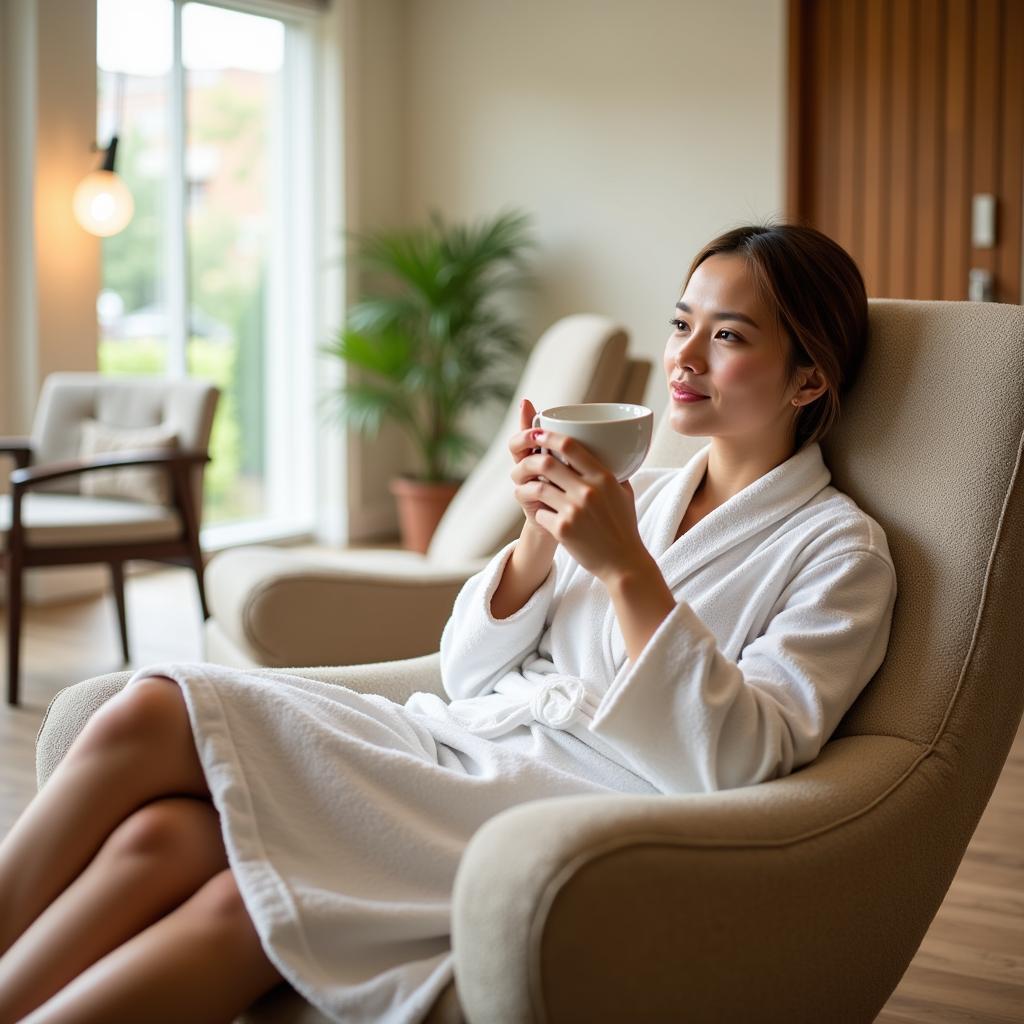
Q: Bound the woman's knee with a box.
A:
[75,676,189,755]
[98,797,227,876]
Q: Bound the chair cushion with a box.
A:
[78,418,179,505]
[0,492,182,546]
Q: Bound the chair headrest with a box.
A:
[826,299,1024,746]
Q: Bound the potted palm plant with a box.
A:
[322,208,536,552]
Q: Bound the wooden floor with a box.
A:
[1,565,1022,1022]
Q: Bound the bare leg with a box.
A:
[0,796,229,1023]
[0,677,209,956]
[20,869,283,1024]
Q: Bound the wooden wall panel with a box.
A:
[888,0,915,298]
[835,0,861,263]
[861,0,890,298]
[997,0,1023,301]
[969,0,1001,283]
[809,0,839,232]
[940,0,971,300]
[788,0,1023,304]
[912,2,943,298]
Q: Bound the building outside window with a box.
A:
[96,0,317,543]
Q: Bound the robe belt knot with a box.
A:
[529,675,601,729]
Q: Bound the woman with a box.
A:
[0,224,896,1023]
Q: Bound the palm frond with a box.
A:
[351,229,445,304]
[346,296,422,337]
[320,328,415,383]
[325,208,536,479]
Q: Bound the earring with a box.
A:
[791,398,801,407]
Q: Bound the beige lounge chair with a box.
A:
[35,299,1024,1023]
[202,313,649,668]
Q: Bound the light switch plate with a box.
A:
[972,194,996,248]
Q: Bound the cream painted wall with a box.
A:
[337,0,418,541]
[0,0,39,437]
[0,0,117,603]
[34,0,101,387]
[402,0,788,432]
[0,0,99,438]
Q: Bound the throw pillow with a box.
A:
[79,419,180,505]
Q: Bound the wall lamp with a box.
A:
[73,134,135,237]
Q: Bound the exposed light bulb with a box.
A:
[73,136,134,237]
[74,169,134,237]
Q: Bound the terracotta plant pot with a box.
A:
[388,476,462,554]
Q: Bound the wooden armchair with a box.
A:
[1,373,219,705]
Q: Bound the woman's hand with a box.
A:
[512,424,649,583]
[508,398,552,529]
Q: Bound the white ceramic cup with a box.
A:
[533,403,654,482]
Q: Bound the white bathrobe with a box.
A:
[127,440,896,1024]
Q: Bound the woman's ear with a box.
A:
[792,367,828,408]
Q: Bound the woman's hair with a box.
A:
[684,223,868,451]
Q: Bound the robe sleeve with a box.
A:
[587,546,897,794]
[439,539,561,701]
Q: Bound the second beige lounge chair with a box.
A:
[203,314,650,668]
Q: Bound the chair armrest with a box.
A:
[0,437,32,469]
[36,653,444,790]
[452,733,946,1024]
[10,449,209,491]
[206,546,478,667]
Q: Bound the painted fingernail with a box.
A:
[533,429,545,440]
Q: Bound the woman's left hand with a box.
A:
[523,428,649,582]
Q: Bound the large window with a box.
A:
[96,0,316,539]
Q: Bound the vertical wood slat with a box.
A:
[970,0,1002,287]
[786,0,810,223]
[970,0,1003,286]
[888,0,914,297]
[912,0,944,299]
[850,0,867,269]
[812,0,840,236]
[997,0,1023,303]
[808,0,828,230]
[941,0,971,300]
[835,0,859,261]
[862,0,890,298]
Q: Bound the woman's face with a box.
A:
[663,253,805,448]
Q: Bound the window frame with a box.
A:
[100,0,321,547]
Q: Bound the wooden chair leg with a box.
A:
[6,553,23,706]
[110,561,130,664]
[190,550,210,621]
